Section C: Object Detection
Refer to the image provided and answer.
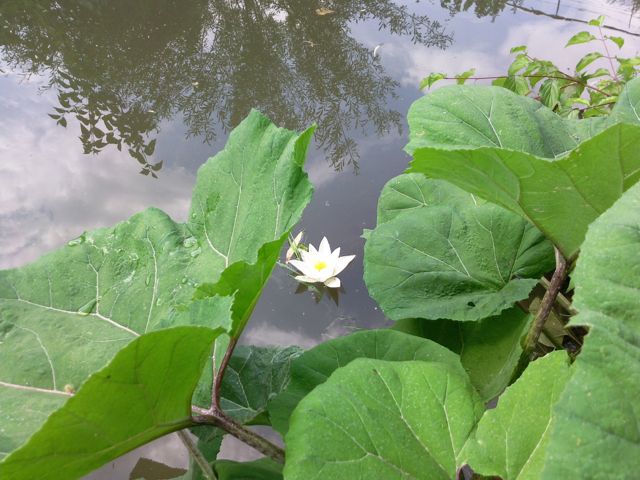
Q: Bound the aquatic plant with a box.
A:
[0,77,639,479]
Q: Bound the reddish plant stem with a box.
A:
[523,248,569,357]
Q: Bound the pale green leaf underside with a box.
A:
[394,307,533,401]
[364,174,553,321]
[542,182,640,479]
[0,110,314,457]
[408,123,640,258]
[283,359,484,480]
[268,329,464,436]
[0,326,222,480]
[462,351,571,479]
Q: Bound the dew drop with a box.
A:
[183,237,197,248]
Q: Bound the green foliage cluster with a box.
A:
[422,16,640,118]
[1,79,640,479]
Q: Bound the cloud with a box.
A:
[0,76,196,269]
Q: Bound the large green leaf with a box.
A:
[268,329,464,436]
[405,78,639,157]
[408,123,640,258]
[0,326,222,479]
[284,359,484,480]
[462,351,571,479]
[394,307,533,401]
[542,182,640,479]
[0,110,314,458]
[405,79,640,259]
[194,345,302,424]
[364,174,553,321]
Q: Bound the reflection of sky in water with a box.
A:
[0,0,638,478]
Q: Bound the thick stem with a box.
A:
[177,430,217,480]
[523,248,569,356]
[194,411,285,463]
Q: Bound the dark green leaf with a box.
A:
[364,174,553,321]
[576,52,603,72]
[393,307,533,401]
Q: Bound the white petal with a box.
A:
[308,243,318,255]
[289,259,320,279]
[331,247,341,260]
[285,247,294,262]
[333,255,356,275]
[296,275,318,284]
[324,276,341,288]
[319,237,331,256]
[300,250,313,262]
[292,231,304,244]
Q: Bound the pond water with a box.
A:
[1,1,638,478]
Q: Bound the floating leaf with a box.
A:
[0,326,222,479]
[268,328,464,436]
[542,182,640,479]
[364,174,553,321]
[0,110,315,458]
[462,352,572,479]
[284,359,484,480]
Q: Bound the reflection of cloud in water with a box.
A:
[0,77,194,269]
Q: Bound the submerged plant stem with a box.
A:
[524,248,569,356]
[177,429,217,480]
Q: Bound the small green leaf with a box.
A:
[510,45,527,54]
[144,138,157,156]
[608,36,625,48]
[0,326,223,479]
[576,52,603,72]
[420,72,447,90]
[565,31,596,46]
[455,68,476,85]
[508,55,530,75]
[284,359,484,480]
[587,15,605,26]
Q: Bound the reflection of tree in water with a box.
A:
[438,0,524,18]
[0,0,452,173]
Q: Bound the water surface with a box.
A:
[1,0,638,478]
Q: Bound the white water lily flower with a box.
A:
[285,231,305,263]
[289,237,355,288]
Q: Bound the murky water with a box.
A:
[1,1,638,478]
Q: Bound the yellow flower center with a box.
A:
[314,260,327,271]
